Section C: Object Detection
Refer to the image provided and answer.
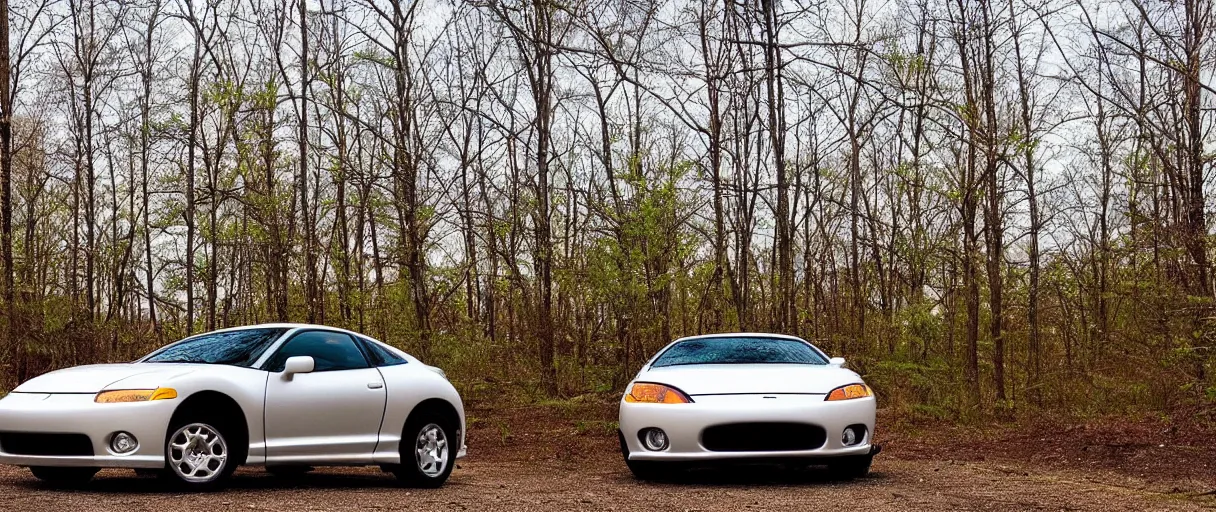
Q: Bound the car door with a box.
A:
[262,330,387,464]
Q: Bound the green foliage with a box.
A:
[573,420,617,437]
[883,49,928,78]
[866,358,965,421]
[495,420,512,445]
[352,49,395,68]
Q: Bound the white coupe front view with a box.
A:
[618,333,878,479]
[0,324,466,490]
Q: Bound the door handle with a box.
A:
[368,382,384,389]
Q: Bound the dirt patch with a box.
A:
[886,415,1216,498]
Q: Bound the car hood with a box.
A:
[637,364,863,395]
[13,363,205,394]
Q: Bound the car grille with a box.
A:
[0,432,95,456]
[700,422,827,452]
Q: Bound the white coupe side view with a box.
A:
[618,333,878,480]
[0,324,466,490]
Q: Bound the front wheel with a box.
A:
[29,466,98,486]
[828,453,873,480]
[393,411,457,488]
[164,420,236,491]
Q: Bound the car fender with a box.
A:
[146,366,270,464]
[373,364,466,464]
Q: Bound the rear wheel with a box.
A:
[164,419,236,491]
[828,454,873,480]
[29,467,98,485]
[393,409,457,488]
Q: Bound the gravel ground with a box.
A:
[0,453,1209,511]
[3,401,1212,511]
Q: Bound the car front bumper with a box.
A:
[0,392,176,469]
[619,394,876,462]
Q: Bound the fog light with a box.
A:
[640,428,669,451]
[111,432,138,454]
[842,426,865,446]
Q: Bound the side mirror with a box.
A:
[829,357,846,367]
[282,356,315,380]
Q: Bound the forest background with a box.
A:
[0,0,1213,425]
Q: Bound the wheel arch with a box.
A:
[402,398,462,434]
[401,397,463,456]
[168,390,251,465]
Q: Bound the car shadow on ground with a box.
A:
[624,464,886,487]
[13,468,421,494]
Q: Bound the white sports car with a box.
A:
[0,324,466,490]
[618,333,878,479]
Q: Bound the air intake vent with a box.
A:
[0,432,94,456]
[701,422,826,452]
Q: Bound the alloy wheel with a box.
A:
[414,423,448,477]
[168,423,229,483]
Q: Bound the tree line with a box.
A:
[0,0,1212,415]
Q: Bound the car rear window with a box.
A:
[651,337,828,367]
[360,338,409,367]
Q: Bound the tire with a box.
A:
[163,418,238,491]
[29,466,98,486]
[393,408,457,488]
[266,465,313,478]
[828,453,873,480]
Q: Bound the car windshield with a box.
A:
[651,337,828,367]
[142,328,288,367]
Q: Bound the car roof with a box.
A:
[196,323,366,338]
[670,332,809,343]
[190,323,418,357]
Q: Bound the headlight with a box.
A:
[624,382,693,404]
[94,388,178,403]
[825,383,873,401]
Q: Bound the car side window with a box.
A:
[265,331,370,372]
[360,338,408,367]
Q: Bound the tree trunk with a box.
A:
[0,0,15,385]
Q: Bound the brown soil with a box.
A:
[0,401,1212,511]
